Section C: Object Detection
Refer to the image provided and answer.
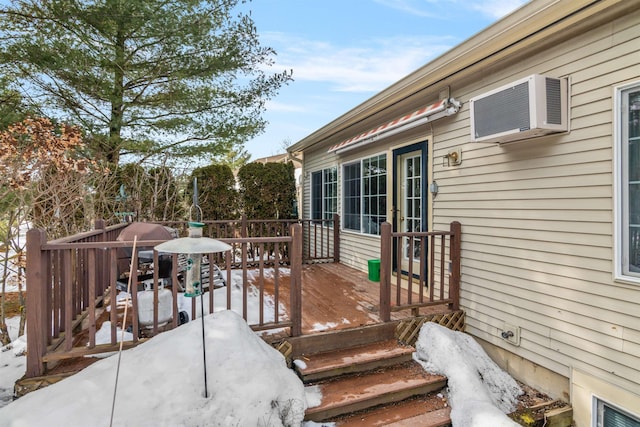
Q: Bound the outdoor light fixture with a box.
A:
[429,181,439,197]
[154,178,232,398]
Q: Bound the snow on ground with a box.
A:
[0,267,289,411]
[0,310,307,427]
[103,267,288,345]
[95,321,133,344]
[413,322,523,426]
[0,317,26,407]
[175,267,285,324]
[0,264,528,426]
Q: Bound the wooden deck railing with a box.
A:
[25,222,303,378]
[379,221,461,321]
[159,214,339,264]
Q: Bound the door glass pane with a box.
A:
[403,154,422,261]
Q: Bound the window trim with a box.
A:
[614,81,640,284]
[341,153,387,236]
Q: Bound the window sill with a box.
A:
[613,273,640,288]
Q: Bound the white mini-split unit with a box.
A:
[470,74,568,143]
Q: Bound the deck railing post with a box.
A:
[94,219,107,297]
[380,222,392,322]
[290,223,303,336]
[26,228,48,377]
[449,221,461,311]
[241,214,248,238]
[333,214,340,263]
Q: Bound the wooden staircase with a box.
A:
[279,319,572,426]
[288,324,452,426]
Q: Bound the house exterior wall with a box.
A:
[292,1,640,423]
[432,11,640,422]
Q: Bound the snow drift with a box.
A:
[413,322,522,427]
[0,310,306,427]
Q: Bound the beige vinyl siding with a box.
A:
[432,9,640,396]
[339,231,381,271]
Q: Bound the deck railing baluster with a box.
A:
[419,235,426,304]
[407,238,414,305]
[51,251,60,339]
[258,243,265,326]
[440,235,445,301]
[274,242,280,325]
[226,251,232,310]
[429,235,435,302]
[290,223,302,337]
[242,239,248,321]
[396,236,402,305]
[88,249,97,349]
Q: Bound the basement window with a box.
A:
[595,398,640,427]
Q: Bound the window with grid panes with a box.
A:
[311,167,337,221]
[342,154,387,235]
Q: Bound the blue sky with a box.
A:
[241,0,528,159]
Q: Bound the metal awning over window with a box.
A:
[328,98,461,154]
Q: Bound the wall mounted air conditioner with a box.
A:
[470,74,568,143]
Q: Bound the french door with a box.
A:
[393,143,427,275]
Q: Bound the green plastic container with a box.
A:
[368,259,381,282]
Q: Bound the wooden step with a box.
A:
[384,408,450,427]
[332,393,451,426]
[294,339,415,383]
[304,361,447,422]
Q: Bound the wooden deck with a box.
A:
[82,262,456,346]
[285,263,456,335]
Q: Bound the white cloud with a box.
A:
[470,0,528,19]
[372,0,442,18]
[374,0,527,20]
[265,32,454,93]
